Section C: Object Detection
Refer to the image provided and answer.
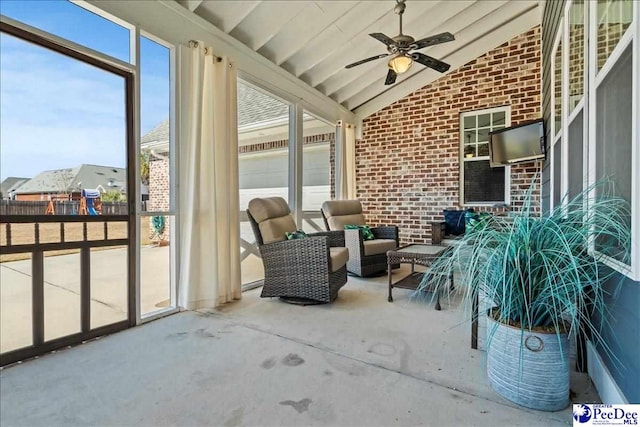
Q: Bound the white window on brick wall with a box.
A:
[459,107,511,205]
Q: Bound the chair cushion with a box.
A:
[259,214,297,244]
[322,199,362,216]
[344,224,375,240]
[328,214,366,231]
[248,197,297,244]
[329,247,349,272]
[322,200,366,231]
[248,197,290,223]
[363,238,397,256]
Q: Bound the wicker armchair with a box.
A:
[247,197,348,304]
[321,200,399,277]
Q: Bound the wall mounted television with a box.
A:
[488,119,546,167]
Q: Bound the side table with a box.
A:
[387,244,453,310]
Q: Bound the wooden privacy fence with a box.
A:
[0,200,128,216]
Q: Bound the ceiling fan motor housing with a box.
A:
[391,34,415,51]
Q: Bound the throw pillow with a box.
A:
[466,211,492,234]
[344,224,375,240]
[285,230,308,240]
[464,210,479,226]
[443,209,474,236]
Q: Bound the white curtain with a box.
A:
[179,42,241,310]
[335,121,356,199]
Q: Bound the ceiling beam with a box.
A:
[269,2,359,67]
[195,1,262,34]
[229,1,307,51]
[284,1,393,77]
[179,0,203,12]
[352,4,540,119]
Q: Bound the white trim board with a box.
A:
[587,340,629,404]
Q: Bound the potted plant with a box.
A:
[419,182,631,411]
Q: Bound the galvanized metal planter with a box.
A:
[486,314,570,411]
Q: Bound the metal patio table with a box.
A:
[387,244,453,310]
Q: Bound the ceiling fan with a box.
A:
[345,0,455,85]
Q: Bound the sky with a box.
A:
[0,0,170,181]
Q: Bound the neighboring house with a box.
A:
[0,177,29,200]
[141,119,169,212]
[142,82,335,213]
[141,119,169,160]
[139,82,292,155]
[13,164,126,201]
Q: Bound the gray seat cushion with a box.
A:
[363,238,397,256]
[248,197,290,222]
[259,215,297,244]
[329,247,349,272]
[248,197,297,244]
[322,200,366,230]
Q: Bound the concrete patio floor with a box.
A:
[0,268,598,426]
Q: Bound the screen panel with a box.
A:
[463,160,505,204]
[552,140,562,207]
[567,111,584,202]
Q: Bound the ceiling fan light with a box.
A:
[388,54,413,74]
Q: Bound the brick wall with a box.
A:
[357,26,542,245]
[148,158,170,241]
[149,159,170,212]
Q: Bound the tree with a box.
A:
[140,149,151,186]
[102,189,126,202]
[52,169,74,199]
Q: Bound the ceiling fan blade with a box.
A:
[412,32,455,49]
[384,69,397,85]
[369,33,397,48]
[345,53,389,69]
[412,52,450,73]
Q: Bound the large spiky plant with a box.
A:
[419,180,631,349]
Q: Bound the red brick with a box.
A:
[357,27,541,245]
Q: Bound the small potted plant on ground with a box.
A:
[151,215,168,247]
[419,182,631,411]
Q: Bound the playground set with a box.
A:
[44,189,102,215]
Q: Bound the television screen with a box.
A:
[489,119,545,167]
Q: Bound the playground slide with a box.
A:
[87,206,98,215]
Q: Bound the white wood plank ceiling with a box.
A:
[177,0,540,116]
